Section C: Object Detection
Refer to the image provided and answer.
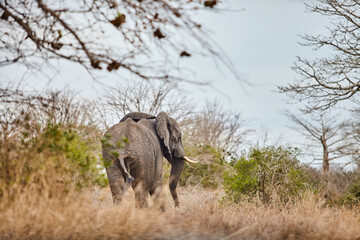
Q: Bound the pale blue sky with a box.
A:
[181,0,330,142]
[1,0,334,164]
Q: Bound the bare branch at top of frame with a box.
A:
[0,0,243,84]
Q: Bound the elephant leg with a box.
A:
[134,187,148,208]
[106,166,126,205]
[150,185,166,212]
[132,181,149,208]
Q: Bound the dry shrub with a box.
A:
[182,100,251,155]
[0,122,107,206]
[1,186,360,240]
[168,189,360,240]
[0,89,106,206]
[305,166,360,206]
[0,188,172,240]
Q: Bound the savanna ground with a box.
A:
[1,185,360,239]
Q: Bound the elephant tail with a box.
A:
[118,156,134,184]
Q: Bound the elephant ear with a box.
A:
[156,112,171,159]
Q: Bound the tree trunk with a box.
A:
[320,135,330,176]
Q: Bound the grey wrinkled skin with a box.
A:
[102,112,187,209]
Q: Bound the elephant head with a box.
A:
[155,112,197,206]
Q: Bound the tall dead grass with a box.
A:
[1,186,360,240]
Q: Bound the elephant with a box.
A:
[102,111,197,209]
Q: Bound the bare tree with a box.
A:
[0,87,97,130]
[183,100,252,155]
[286,111,357,176]
[98,80,194,127]
[0,0,238,84]
[279,1,360,112]
[99,86,251,155]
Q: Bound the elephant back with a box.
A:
[106,118,160,158]
[119,112,155,123]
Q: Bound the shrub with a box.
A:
[336,171,360,206]
[349,180,360,201]
[0,122,107,205]
[167,144,231,189]
[223,146,310,204]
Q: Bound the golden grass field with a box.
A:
[1,186,360,240]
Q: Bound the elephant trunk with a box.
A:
[169,160,185,207]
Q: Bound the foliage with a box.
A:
[349,180,360,202]
[340,182,360,206]
[179,144,231,189]
[0,122,107,204]
[223,146,310,204]
[334,171,360,207]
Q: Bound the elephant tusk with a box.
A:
[183,156,198,164]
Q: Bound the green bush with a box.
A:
[337,172,360,206]
[349,180,360,201]
[223,146,310,204]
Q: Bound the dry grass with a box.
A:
[1,186,360,240]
